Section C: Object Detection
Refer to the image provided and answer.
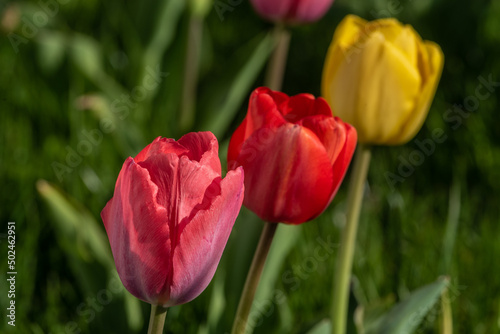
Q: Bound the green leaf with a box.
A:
[36,179,113,269]
[247,224,301,333]
[306,319,331,334]
[70,34,104,81]
[37,31,66,73]
[140,0,185,85]
[36,180,143,330]
[440,177,461,273]
[202,32,275,137]
[207,272,226,333]
[69,33,126,100]
[369,277,449,334]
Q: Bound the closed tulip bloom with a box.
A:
[322,15,444,145]
[250,0,334,24]
[228,87,357,225]
[101,132,244,307]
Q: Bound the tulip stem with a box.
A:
[147,304,168,334]
[440,288,453,334]
[331,144,371,334]
[231,222,278,334]
[265,24,291,91]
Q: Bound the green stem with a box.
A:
[180,13,203,131]
[231,222,278,334]
[147,304,168,334]
[265,24,291,91]
[331,144,371,334]
[440,288,453,334]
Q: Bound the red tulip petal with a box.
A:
[101,157,172,305]
[168,167,244,306]
[228,88,287,170]
[281,95,332,123]
[247,88,287,131]
[329,122,357,201]
[178,131,221,175]
[299,115,347,166]
[238,123,334,224]
[228,117,248,170]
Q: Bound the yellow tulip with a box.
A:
[322,15,444,145]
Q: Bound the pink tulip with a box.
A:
[101,132,244,307]
[250,0,334,24]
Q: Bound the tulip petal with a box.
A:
[364,19,419,67]
[238,123,334,224]
[327,30,421,144]
[248,88,287,131]
[138,154,219,233]
[321,14,367,93]
[299,115,346,166]
[228,117,249,169]
[396,41,444,144]
[178,131,221,175]
[281,94,332,123]
[135,137,188,163]
[101,158,173,305]
[228,88,287,169]
[293,0,334,22]
[251,0,292,21]
[169,168,244,306]
[251,0,333,23]
[329,122,357,201]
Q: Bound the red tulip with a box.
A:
[101,132,244,307]
[228,87,356,224]
[250,0,334,24]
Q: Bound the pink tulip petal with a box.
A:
[135,137,188,163]
[101,157,172,305]
[102,133,244,307]
[168,167,244,305]
[250,0,334,23]
[138,154,219,233]
[178,132,221,175]
[293,0,334,22]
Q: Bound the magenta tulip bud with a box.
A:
[101,132,244,307]
[250,0,334,24]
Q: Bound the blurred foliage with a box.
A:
[1,0,499,333]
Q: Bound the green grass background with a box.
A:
[1,0,499,333]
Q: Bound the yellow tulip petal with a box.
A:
[322,15,366,104]
[393,25,420,68]
[333,14,367,50]
[396,41,444,144]
[365,18,402,41]
[327,30,422,144]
